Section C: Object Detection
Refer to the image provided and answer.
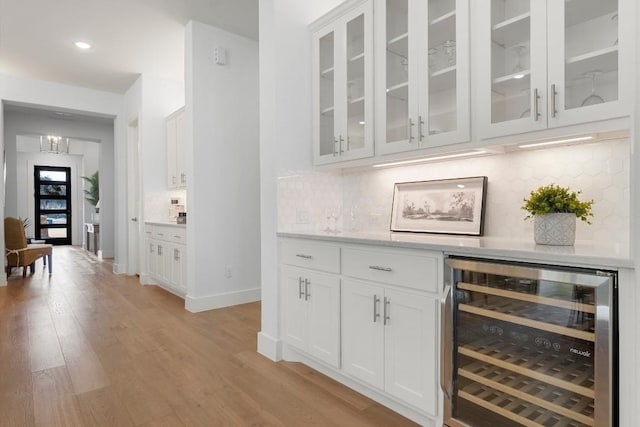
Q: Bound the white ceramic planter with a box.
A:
[533,213,576,246]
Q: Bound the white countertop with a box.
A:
[145,220,187,228]
[278,230,633,269]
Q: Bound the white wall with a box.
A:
[258,0,344,358]
[0,73,125,264]
[185,21,260,311]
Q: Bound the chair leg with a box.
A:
[48,254,52,275]
[30,262,36,274]
[22,266,28,277]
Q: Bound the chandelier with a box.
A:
[40,135,70,154]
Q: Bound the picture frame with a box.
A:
[390,176,488,235]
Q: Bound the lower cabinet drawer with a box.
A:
[280,238,340,274]
[342,247,440,293]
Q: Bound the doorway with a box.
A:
[34,165,72,245]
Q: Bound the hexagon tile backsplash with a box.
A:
[278,139,630,247]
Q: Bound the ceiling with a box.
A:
[0,0,259,94]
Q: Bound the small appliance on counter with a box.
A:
[169,198,185,222]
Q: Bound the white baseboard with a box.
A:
[257,332,282,361]
[112,262,127,275]
[185,287,261,313]
[139,274,155,285]
[0,277,6,287]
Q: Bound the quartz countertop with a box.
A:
[277,230,633,269]
[145,220,187,228]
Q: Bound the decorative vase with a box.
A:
[533,213,576,246]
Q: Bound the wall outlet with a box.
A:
[224,265,232,278]
[296,208,310,224]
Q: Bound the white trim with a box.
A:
[112,262,127,275]
[139,274,155,285]
[185,287,261,313]
[257,332,282,361]
[0,277,7,287]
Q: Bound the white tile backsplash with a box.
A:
[277,140,630,247]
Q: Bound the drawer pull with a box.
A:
[173,235,182,239]
[369,265,393,272]
[296,254,313,259]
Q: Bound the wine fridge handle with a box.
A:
[440,284,453,400]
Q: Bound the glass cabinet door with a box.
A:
[377,0,470,156]
[313,1,373,165]
[547,0,628,127]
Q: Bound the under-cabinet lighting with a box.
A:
[513,73,525,80]
[372,150,487,168]
[518,135,594,149]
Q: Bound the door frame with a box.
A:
[127,115,142,275]
[34,165,72,244]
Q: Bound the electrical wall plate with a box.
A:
[214,46,226,65]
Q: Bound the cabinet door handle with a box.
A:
[440,285,454,399]
[180,173,186,184]
[172,176,177,185]
[550,84,557,118]
[418,115,425,141]
[174,248,180,261]
[373,295,381,323]
[158,245,163,256]
[369,265,393,272]
[298,277,305,299]
[150,244,154,254]
[408,118,415,142]
[304,279,311,301]
[333,137,339,156]
[383,297,390,325]
[534,88,541,121]
[339,135,345,154]
[295,254,313,259]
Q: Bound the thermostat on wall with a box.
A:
[214,46,227,65]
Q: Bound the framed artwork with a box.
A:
[390,176,488,235]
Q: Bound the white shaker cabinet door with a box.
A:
[342,279,385,390]
[306,270,341,368]
[384,288,438,415]
[282,265,309,352]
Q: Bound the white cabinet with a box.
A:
[477,0,631,139]
[281,265,341,368]
[341,246,440,414]
[167,107,186,188]
[144,224,187,296]
[280,239,341,368]
[376,0,470,155]
[312,0,374,165]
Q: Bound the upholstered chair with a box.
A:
[4,217,53,278]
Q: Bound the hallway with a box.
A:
[0,246,416,426]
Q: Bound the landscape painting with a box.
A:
[390,176,487,235]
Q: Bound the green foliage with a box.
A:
[522,184,594,224]
[81,171,100,207]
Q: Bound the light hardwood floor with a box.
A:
[0,246,418,426]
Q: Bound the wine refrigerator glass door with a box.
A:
[443,258,615,427]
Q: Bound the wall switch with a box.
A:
[214,46,227,65]
[224,265,232,278]
[296,208,310,224]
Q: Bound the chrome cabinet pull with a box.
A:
[339,135,345,154]
[149,244,154,254]
[172,176,177,184]
[174,248,180,261]
[180,173,186,184]
[304,279,311,301]
[383,297,390,325]
[533,88,541,121]
[333,137,338,156]
[369,265,393,272]
[298,277,305,299]
[418,115,425,141]
[373,295,381,322]
[158,245,163,256]
[551,84,557,118]
[296,254,313,259]
[408,118,415,142]
[440,285,454,399]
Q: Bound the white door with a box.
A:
[384,289,438,414]
[127,118,141,275]
[281,265,309,351]
[306,270,341,368]
[341,279,384,389]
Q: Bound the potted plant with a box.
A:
[82,171,100,223]
[522,184,594,246]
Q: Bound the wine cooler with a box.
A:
[442,257,617,427]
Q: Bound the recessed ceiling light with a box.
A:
[74,41,92,50]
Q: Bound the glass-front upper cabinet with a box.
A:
[376,0,470,156]
[477,0,631,139]
[312,0,374,165]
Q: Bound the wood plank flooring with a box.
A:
[0,246,418,426]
